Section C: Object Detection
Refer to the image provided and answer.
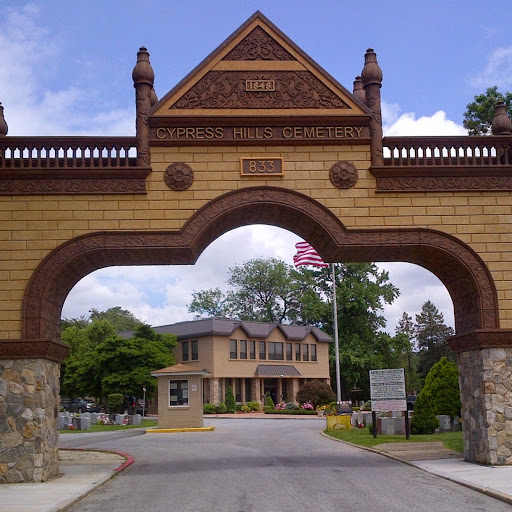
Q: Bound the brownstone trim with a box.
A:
[448,329,512,354]
[0,168,151,195]
[0,339,70,362]
[20,187,498,349]
[371,166,512,192]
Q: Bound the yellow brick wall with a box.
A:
[1,143,512,339]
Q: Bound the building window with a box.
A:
[268,341,284,361]
[286,342,293,361]
[295,343,301,361]
[182,341,189,362]
[191,340,198,361]
[249,340,256,359]
[259,341,266,359]
[240,340,247,359]
[230,339,237,359]
[169,379,188,407]
[303,343,309,361]
[311,344,317,361]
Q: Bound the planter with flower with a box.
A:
[316,405,326,417]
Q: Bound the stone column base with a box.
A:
[0,359,60,483]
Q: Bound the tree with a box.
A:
[414,301,455,378]
[189,257,324,324]
[62,306,144,332]
[421,357,461,419]
[61,317,177,401]
[225,385,236,413]
[319,263,400,399]
[295,380,336,409]
[463,86,512,135]
[395,312,422,394]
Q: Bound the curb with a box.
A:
[146,426,215,433]
[50,448,135,512]
[319,432,512,506]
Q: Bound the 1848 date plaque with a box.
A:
[241,157,283,176]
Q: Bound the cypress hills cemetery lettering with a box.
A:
[154,125,365,141]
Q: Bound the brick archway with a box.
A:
[22,186,498,351]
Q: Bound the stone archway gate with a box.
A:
[1,12,512,482]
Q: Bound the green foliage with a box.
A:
[411,392,439,435]
[264,394,275,410]
[215,403,227,414]
[263,405,274,412]
[295,380,336,409]
[284,402,300,410]
[188,257,325,324]
[247,401,260,412]
[463,86,512,135]
[225,385,236,413]
[415,301,455,378]
[241,405,250,412]
[203,403,216,414]
[107,393,124,414]
[62,306,143,332]
[265,409,317,415]
[61,313,177,401]
[421,357,461,419]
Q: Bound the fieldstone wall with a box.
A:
[0,359,60,483]
[458,348,512,465]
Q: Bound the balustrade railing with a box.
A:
[0,136,138,169]
[382,136,512,168]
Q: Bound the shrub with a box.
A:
[285,402,299,410]
[411,392,439,434]
[264,394,275,410]
[215,402,227,414]
[225,386,236,413]
[295,380,336,409]
[422,357,461,419]
[241,405,250,413]
[107,393,124,414]
[362,400,372,411]
[263,405,274,413]
[247,401,260,412]
[265,409,317,415]
[203,403,216,414]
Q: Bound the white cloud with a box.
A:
[384,110,467,136]
[470,46,512,89]
[0,4,134,136]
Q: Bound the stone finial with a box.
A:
[0,102,8,137]
[132,47,155,87]
[361,48,383,88]
[491,101,512,135]
[353,76,365,103]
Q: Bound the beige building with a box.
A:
[152,318,332,406]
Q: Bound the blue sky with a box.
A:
[3,1,509,331]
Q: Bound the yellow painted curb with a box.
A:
[146,426,215,433]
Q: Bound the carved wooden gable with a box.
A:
[151,12,368,119]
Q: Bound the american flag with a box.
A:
[293,241,328,268]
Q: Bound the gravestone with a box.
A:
[436,415,451,433]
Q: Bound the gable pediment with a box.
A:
[151,12,369,119]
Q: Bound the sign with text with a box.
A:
[241,157,283,176]
[151,124,370,145]
[370,368,407,412]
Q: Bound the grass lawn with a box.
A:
[60,418,157,434]
[324,427,464,453]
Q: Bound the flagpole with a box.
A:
[331,263,342,403]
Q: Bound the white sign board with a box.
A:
[370,368,407,412]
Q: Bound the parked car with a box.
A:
[61,398,101,413]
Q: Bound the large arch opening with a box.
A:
[22,187,498,349]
